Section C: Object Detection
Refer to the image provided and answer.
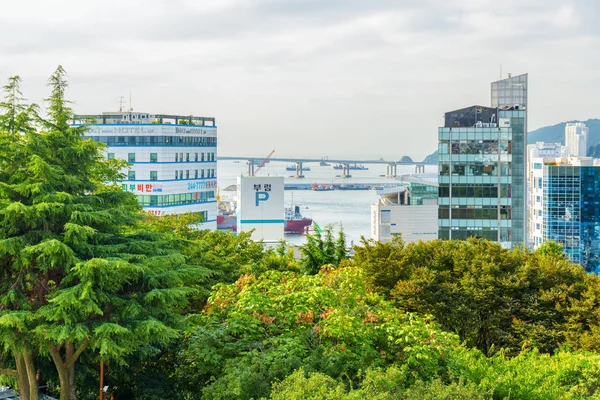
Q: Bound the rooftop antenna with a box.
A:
[117,96,125,112]
[129,90,133,112]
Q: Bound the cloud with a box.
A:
[0,0,599,159]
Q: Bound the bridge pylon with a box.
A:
[294,161,305,179]
[385,163,397,178]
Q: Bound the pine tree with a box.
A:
[0,67,210,400]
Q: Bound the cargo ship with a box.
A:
[332,163,368,170]
[286,165,311,171]
[217,201,312,234]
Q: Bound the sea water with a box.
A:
[217,160,437,245]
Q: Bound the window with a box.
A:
[201,169,205,178]
[150,153,157,162]
[195,153,198,162]
[201,153,205,162]
[128,170,135,180]
[186,153,190,162]
[195,169,198,178]
[175,171,178,180]
[107,153,115,160]
[179,153,183,162]
[179,170,183,179]
[150,171,157,181]
[128,153,135,163]
[175,153,178,162]
[186,170,189,179]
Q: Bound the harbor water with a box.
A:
[218,160,437,245]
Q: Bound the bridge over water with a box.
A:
[217,156,432,178]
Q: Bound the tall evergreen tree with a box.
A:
[0,67,210,400]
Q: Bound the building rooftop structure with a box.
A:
[443,105,498,128]
[72,111,216,127]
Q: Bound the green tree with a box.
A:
[354,238,594,355]
[178,266,458,399]
[300,226,347,274]
[0,67,209,400]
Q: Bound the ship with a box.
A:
[312,183,334,191]
[286,165,311,171]
[217,201,312,234]
[334,184,371,190]
[332,163,369,170]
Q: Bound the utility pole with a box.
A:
[99,361,104,400]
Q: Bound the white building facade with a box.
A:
[526,142,568,246]
[371,177,438,243]
[237,176,285,241]
[73,112,218,230]
[565,122,589,157]
[528,156,593,248]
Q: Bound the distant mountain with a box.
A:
[399,156,414,163]
[422,150,438,164]
[528,119,600,148]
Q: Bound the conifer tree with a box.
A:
[0,67,210,400]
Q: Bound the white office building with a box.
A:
[371,175,438,243]
[565,122,589,157]
[72,112,218,230]
[526,142,568,246]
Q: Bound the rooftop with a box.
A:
[443,105,497,128]
[72,111,216,127]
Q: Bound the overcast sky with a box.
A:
[0,0,598,160]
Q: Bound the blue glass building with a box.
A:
[543,164,600,272]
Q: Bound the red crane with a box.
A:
[252,149,275,176]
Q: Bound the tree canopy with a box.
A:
[0,67,210,400]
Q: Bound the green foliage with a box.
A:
[178,267,458,399]
[0,67,210,400]
[354,237,600,356]
[300,226,347,274]
[271,369,346,400]
[272,349,600,399]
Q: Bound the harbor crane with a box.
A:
[250,149,275,176]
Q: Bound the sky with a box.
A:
[0,0,598,160]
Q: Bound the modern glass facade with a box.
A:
[438,121,513,244]
[492,74,528,245]
[438,74,528,248]
[408,182,438,205]
[543,165,600,272]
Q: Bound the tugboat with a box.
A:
[284,205,313,233]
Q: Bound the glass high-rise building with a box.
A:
[438,74,528,248]
[539,161,600,272]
